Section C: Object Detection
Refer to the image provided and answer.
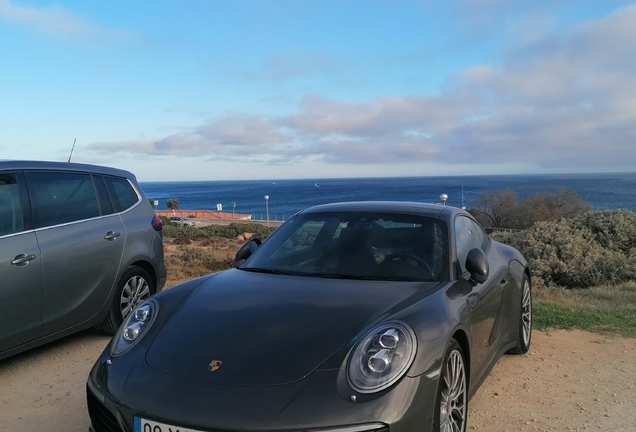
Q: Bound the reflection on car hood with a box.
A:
[146,269,437,387]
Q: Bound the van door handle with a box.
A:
[104,231,121,241]
[11,254,36,266]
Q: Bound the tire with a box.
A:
[433,338,468,432]
[97,266,154,335]
[507,275,532,354]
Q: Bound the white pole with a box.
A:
[264,195,270,227]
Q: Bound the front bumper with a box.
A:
[87,346,439,432]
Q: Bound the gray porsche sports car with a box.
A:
[87,201,532,432]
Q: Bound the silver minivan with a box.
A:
[0,161,166,360]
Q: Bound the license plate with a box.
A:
[134,416,207,432]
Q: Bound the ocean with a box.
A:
[140,173,636,219]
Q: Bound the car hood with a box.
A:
[146,269,437,387]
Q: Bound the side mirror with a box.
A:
[465,248,489,285]
[233,238,262,268]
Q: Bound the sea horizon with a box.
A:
[140,172,636,218]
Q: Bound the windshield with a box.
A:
[242,211,449,282]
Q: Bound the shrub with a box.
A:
[160,222,276,241]
[515,188,593,229]
[492,209,636,289]
[470,188,592,229]
[162,222,186,238]
[470,189,518,228]
[198,223,276,240]
[570,209,636,254]
[159,216,173,225]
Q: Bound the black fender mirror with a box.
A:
[466,248,489,285]
[233,238,262,268]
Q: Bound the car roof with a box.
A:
[0,160,136,180]
[299,201,467,222]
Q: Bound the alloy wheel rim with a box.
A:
[440,350,467,432]
[120,276,151,319]
[522,280,532,346]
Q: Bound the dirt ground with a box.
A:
[0,329,634,432]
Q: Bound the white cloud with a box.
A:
[88,4,636,172]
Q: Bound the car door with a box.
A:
[25,171,126,335]
[0,171,43,353]
[454,215,505,379]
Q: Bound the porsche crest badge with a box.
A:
[208,360,223,372]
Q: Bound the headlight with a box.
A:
[110,298,159,357]
[347,322,417,393]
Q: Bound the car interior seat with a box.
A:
[336,224,377,273]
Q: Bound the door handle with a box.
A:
[104,231,121,241]
[11,254,36,266]
[500,278,508,288]
[466,293,479,308]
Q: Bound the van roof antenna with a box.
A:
[68,138,77,163]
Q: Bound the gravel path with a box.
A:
[1,329,634,431]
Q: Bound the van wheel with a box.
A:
[97,266,154,335]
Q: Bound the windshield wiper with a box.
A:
[308,273,389,281]
[239,267,300,276]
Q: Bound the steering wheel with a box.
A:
[383,252,435,279]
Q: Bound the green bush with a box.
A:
[161,222,276,241]
[198,223,276,240]
[492,210,636,289]
[159,216,173,225]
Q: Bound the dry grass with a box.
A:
[164,237,240,288]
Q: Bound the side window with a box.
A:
[454,216,482,273]
[28,172,99,229]
[103,177,138,213]
[93,176,115,216]
[469,219,490,251]
[0,173,23,236]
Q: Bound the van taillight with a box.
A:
[151,215,163,231]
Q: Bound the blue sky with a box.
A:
[1,0,635,181]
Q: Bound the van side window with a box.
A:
[27,172,99,228]
[103,177,138,213]
[0,173,23,236]
[93,176,115,216]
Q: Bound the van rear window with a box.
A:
[103,177,138,213]
[0,173,23,236]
